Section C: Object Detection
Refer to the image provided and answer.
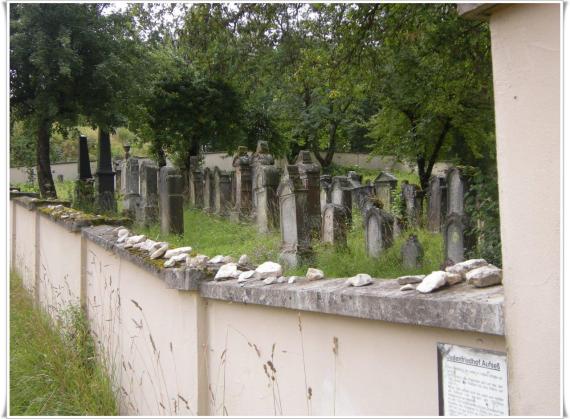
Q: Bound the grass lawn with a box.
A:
[135,207,444,278]
[10,273,117,416]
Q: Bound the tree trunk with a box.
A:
[157,147,167,168]
[312,121,338,168]
[36,120,57,198]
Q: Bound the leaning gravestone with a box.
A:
[320,175,332,213]
[73,134,95,210]
[401,234,424,269]
[254,165,281,233]
[427,175,447,232]
[374,172,398,213]
[136,160,159,226]
[230,147,253,222]
[159,166,184,235]
[213,167,232,216]
[331,176,353,225]
[295,151,322,237]
[122,157,141,218]
[364,206,394,258]
[321,204,349,248]
[446,167,466,216]
[401,181,423,228]
[277,165,312,267]
[443,167,471,264]
[203,167,214,213]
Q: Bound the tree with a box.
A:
[10,4,144,197]
[361,4,495,190]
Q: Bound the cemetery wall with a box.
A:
[11,197,506,416]
[488,3,560,415]
[9,161,98,184]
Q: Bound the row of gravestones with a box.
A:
[108,138,471,268]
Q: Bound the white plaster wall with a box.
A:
[12,204,37,294]
[10,161,97,184]
[37,216,82,321]
[204,300,506,416]
[489,3,560,415]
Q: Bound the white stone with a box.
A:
[210,255,225,264]
[117,228,129,237]
[164,246,193,259]
[288,276,302,284]
[346,273,373,287]
[400,284,416,291]
[277,276,287,284]
[263,276,277,285]
[466,266,503,288]
[222,255,235,263]
[306,268,324,281]
[164,257,177,268]
[238,254,250,265]
[171,253,187,262]
[117,233,129,244]
[126,234,146,245]
[416,271,448,293]
[397,275,426,285]
[215,263,241,281]
[150,244,169,260]
[255,261,283,279]
[237,270,256,282]
[446,258,488,277]
[123,243,133,249]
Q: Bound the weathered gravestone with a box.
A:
[189,166,204,209]
[159,166,184,235]
[427,175,447,232]
[94,130,116,212]
[374,172,398,213]
[401,234,424,269]
[187,156,201,206]
[277,165,312,267]
[203,167,215,213]
[73,135,95,210]
[254,165,281,233]
[443,167,471,264]
[213,167,232,216]
[331,176,353,225]
[401,181,423,228]
[364,206,394,258]
[320,175,332,213]
[251,141,275,214]
[295,151,322,237]
[122,157,141,218]
[230,147,253,222]
[136,160,159,226]
[321,204,349,248]
[113,160,122,192]
[353,183,375,213]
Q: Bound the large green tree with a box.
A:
[10,4,143,197]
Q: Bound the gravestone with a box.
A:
[136,160,159,226]
[251,141,275,214]
[230,171,236,208]
[401,234,424,269]
[189,166,204,209]
[203,167,214,213]
[353,183,375,213]
[321,204,349,248]
[401,181,423,228]
[113,160,122,192]
[159,166,184,235]
[230,147,252,222]
[364,206,394,258]
[277,165,312,267]
[374,172,398,213]
[95,130,116,212]
[122,157,141,218]
[123,144,131,160]
[295,151,322,237]
[427,175,447,232]
[73,135,95,210]
[346,171,363,210]
[187,156,200,205]
[254,165,281,233]
[331,176,353,225]
[213,167,232,216]
[320,175,332,213]
[444,213,466,264]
